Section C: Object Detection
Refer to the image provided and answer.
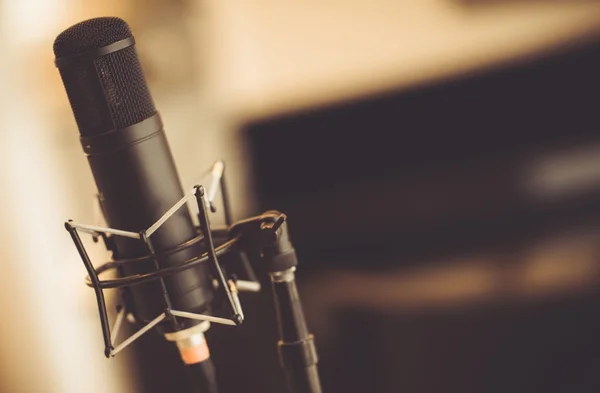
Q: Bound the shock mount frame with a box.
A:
[63,160,321,393]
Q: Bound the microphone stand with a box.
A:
[267,226,321,393]
[212,163,322,392]
[230,213,322,393]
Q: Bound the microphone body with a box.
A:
[84,115,214,331]
[53,17,213,333]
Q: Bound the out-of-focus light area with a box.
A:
[2,0,600,392]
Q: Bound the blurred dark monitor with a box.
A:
[235,36,600,393]
[244,36,600,269]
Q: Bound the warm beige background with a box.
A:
[202,0,600,121]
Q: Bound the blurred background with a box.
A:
[2,0,600,392]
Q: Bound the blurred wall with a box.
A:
[202,0,600,122]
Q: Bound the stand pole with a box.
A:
[263,222,322,393]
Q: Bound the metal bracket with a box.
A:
[64,161,257,358]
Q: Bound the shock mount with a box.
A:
[64,160,321,393]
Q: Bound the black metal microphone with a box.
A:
[54,16,323,393]
[53,17,218,391]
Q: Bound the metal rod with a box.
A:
[70,222,140,239]
[219,164,233,226]
[141,231,180,331]
[228,280,244,320]
[110,306,126,345]
[195,185,242,324]
[111,313,166,356]
[169,310,236,326]
[270,268,322,393]
[146,188,196,237]
[207,161,225,205]
[236,280,261,292]
[65,222,113,357]
[263,221,322,393]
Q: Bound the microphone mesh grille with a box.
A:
[54,17,156,136]
[53,17,132,58]
[58,63,114,136]
[96,47,156,130]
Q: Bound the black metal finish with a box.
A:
[55,16,214,333]
[65,221,113,357]
[65,159,320,391]
[140,231,180,331]
[64,186,245,353]
[186,358,219,393]
[80,113,162,156]
[262,221,322,393]
[56,17,312,393]
[84,236,238,289]
[64,168,245,358]
[85,123,214,332]
[54,36,135,68]
[278,336,321,393]
[279,336,318,372]
[269,279,322,393]
[219,167,233,226]
[195,186,242,325]
[271,278,308,342]
[65,228,241,358]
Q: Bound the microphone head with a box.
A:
[53,17,132,58]
[53,17,156,137]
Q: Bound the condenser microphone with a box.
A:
[53,16,217,380]
[54,16,323,393]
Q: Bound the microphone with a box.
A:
[54,16,322,393]
[53,16,217,378]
